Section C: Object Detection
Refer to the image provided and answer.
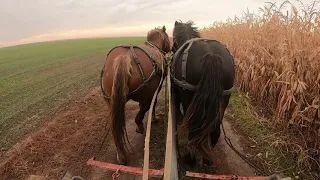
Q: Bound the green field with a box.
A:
[0,37,145,150]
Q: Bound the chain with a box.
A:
[112,165,122,180]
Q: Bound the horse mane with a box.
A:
[174,20,201,47]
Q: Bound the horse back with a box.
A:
[174,40,235,90]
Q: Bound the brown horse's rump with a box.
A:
[101,44,166,101]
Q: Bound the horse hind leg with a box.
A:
[135,85,160,134]
[183,150,197,167]
[173,86,183,125]
[183,134,197,167]
[151,90,160,124]
[151,77,166,124]
[152,105,157,123]
[151,94,158,124]
[117,103,148,164]
[202,126,221,166]
[135,103,148,134]
[203,94,231,166]
[184,125,197,167]
[180,90,197,167]
[117,152,127,165]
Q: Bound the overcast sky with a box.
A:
[0,0,318,47]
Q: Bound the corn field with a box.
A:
[201,0,320,175]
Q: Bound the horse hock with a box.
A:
[135,104,148,134]
[116,151,127,165]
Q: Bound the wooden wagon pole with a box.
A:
[163,61,179,180]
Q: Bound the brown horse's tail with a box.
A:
[182,53,224,161]
[110,55,132,159]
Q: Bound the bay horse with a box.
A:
[170,20,235,166]
[100,26,171,165]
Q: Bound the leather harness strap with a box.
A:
[100,43,164,100]
[171,38,234,95]
[130,46,146,82]
[181,41,193,88]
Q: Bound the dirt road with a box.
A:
[0,86,257,180]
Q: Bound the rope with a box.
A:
[221,122,293,180]
[97,121,111,153]
[221,122,269,176]
[142,48,166,180]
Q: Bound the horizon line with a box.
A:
[0,35,158,49]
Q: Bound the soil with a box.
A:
[0,86,259,180]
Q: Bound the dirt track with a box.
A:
[0,86,258,180]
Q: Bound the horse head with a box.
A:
[172,20,201,53]
[146,26,171,55]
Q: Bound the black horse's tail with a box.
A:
[182,53,224,161]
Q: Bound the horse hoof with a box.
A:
[136,124,144,134]
[117,153,127,165]
[183,153,196,167]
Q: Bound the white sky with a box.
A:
[0,0,318,47]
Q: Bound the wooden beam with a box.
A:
[163,64,179,180]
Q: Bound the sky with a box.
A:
[0,0,318,47]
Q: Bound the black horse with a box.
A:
[170,20,235,166]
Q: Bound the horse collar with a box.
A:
[146,41,166,55]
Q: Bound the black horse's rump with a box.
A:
[171,20,236,164]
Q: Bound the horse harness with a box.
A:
[171,38,234,96]
[100,42,165,100]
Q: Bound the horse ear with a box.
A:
[175,21,178,26]
[162,25,166,32]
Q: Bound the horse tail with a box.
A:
[183,53,224,161]
[110,55,132,159]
